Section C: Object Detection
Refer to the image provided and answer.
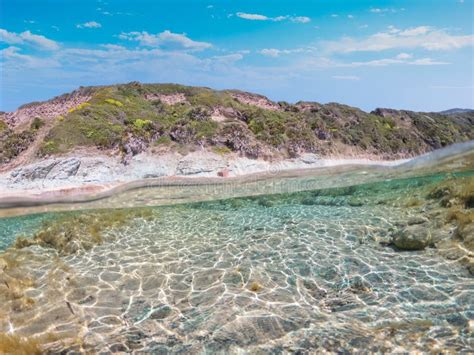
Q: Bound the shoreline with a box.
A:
[0,140,472,211]
[0,151,409,203]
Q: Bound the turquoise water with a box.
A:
[0,213,52,251]
[0,149,473,352]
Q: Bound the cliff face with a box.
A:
[1,82,473,167]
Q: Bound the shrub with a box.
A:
[190,120,218,140]
[0,119,8,132]
[154,135,172,145]
[188,106,211,121]
[133,119,153,130]
[0,130,36,163]
[104,98,124,107]
[30,117,44,130]
[213,146,232,155]
[68,102,90,113]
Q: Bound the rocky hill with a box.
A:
[439,108,474,115]
[1,82,473,168]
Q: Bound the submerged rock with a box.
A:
[430,229,452,245]
[393,225,431,250]
[457,223,474,250]
[150,305,172,320]
[407,216,429,225]
[348,198,364,207]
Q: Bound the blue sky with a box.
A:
[0,0,473,112]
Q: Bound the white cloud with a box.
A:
[119,30,212,51]
[76,21,102,29]
[212,53,243,64]
[370,8,399,14]
[291,16,311,24]
[387,25,399,34]
[333,75,360,80]
[323,26,474,53]
[235,12,310,23]
[347,56,449,67]
[396,52,413,59]
[0,28,59,50]
[236,12,269,21]
[101,44,127,50]
[1,43,246,88]
[159,30,211,50]
[347,15,354,19]
[409,58,450,65]
[259,47,312,57]
[20,31,59,50]
[399,26,430,36]
[299,54,450,69]
[260,48,281,57]
[0,29,22,44]
[331,14,339,18]
[1,46,60,68]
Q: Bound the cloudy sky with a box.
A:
[1,0,473,112]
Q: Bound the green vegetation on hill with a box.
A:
[0,118,44,164]
[2,82,474,163]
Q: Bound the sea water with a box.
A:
[0,146,473,353]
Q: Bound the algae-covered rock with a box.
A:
[393,225,431,250]
[430,229,452,246]
[457,223,474,251]
[407,216,429,225]
[347,198,364,207]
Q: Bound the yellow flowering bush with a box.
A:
[104,98,124,107]
[68,102,90,113]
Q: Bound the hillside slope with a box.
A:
[1,82,473,167]
[439,108,474,115]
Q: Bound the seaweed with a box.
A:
[14,208,154,255]
[0,334,43,355]
[248,281,263,292]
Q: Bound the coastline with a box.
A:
[0,139,473,213]
[0,150,409,201]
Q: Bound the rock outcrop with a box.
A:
[144,93,186,105]
[230,92,281,111]
[4,90,92,128]
[176,153,228,175]
[10,158,81,182]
